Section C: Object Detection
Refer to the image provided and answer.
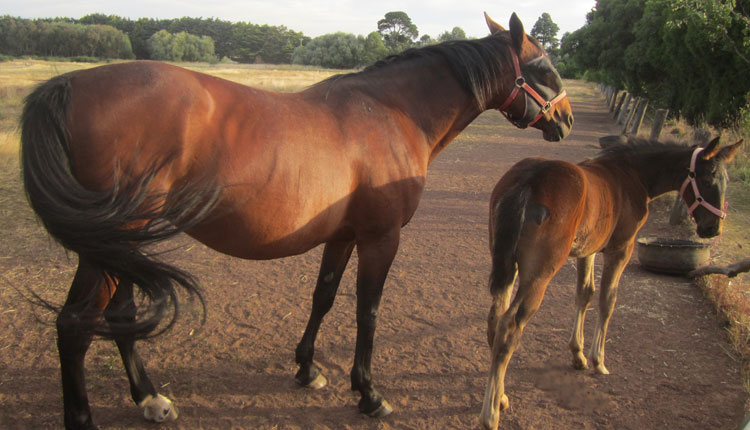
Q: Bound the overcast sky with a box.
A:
[4,1,596,39]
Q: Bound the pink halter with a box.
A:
[497,45,567,129]
[679,147,726,219]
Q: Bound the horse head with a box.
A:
[484,12,574,142]
[681,136,742,238]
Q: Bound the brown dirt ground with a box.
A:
[0,86,747,430]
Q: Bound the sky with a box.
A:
[3,1,596,39]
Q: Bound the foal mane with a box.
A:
[595,136,694,164]
[319,36,514,110]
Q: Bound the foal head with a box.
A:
[485,13,574,142]
[680,137,743,238]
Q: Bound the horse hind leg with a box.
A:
[487,257,517,348]
[569,254,596,370]
[295,240,355,389]
[57,258,113,430]
[480,273,552,430]
[104,279,177,423]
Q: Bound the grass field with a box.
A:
[2,58,750,395]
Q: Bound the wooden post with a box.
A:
[629,99,649,136]
[617,94,632,125]
[650,109,669,140]
[608,89,618,111]
[622,97,640,132]
[613,92,627,118]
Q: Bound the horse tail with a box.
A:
[489,183,548,296]
[20,74,220,338]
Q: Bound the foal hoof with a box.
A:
[141,394,179,423]
[365,399,393,418]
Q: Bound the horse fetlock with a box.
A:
[572,352,588,370]
[141,394,178,423]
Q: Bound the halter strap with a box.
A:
[679,147,726,219]
[497,45,567,129]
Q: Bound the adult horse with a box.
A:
[21,12,572,430]
[480,136,741,430]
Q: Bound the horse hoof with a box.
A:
[366,400,393,418]
[298,372,328,390]
[142,394,179,423]
[573,356,589,370]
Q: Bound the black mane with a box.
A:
[321,35,513,109]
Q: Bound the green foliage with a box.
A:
[438,27,467,42]
[147,30,215,62]
[377,11,419,53]
[292,31,389,69]
[0,16,134,59]
[561,0,750,128]
[530,13,560,49]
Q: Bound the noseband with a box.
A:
[680,147,726,219]
[497,45,567,129]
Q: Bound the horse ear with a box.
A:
[717,139,743,163]
[701,136,722,159]
[484,12,505,34]
[509,12,526,52]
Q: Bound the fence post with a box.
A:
[613,92,627,117]
[650,109,669,140]
[617,94,633,125]
[629,99,649,136]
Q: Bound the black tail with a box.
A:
[20,74,220,338]
[489,185,531,295]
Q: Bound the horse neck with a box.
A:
[618,148,693,199]
[353,56,484,163]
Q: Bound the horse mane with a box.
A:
[319,35,513,109]
[595,136,695,164]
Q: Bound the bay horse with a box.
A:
[479,136,742,430]
[20,12,572,430]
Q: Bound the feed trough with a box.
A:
[636,237,711,275]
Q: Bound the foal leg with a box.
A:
[569,254,596,370]
[295,239,355,388]
[104,280,177,423]
[480,273,554,430]
[350,231,399,417]
[589,244,633,374]
[487,260,517,348]
[57,258,113,430]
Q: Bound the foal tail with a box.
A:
[489,184,548,295]
[20,74,220,338]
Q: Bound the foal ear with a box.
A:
[717,139,743,163]
[509,12,526,52]
[485,12,505,34]
[701,136,722,160]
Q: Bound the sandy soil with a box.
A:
[0,85,746,430]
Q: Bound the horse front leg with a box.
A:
[295,239,355,389]
[57,258,113,430]
[589,243,633,375]
[104,279,177,423]
[569,254,596,370]
[350,231,399,418]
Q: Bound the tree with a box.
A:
[530,12,560,50]
[438,26,467,42]
[360,31,389,66]
[377,11,418,53]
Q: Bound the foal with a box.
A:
[479,136,742,430]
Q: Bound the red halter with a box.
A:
[497,45,567,129]
[679,147,727,219]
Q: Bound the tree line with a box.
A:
[558,0,750,128]
[0,12,472,68]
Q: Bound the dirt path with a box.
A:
[0,83,746,430]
